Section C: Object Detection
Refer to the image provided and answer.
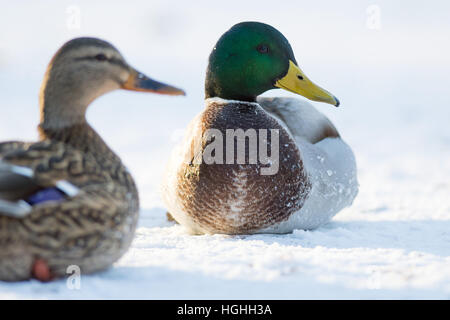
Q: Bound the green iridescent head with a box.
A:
[205,22,339,106]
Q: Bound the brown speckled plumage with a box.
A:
[171,100,311,234]
[0,121,139,282]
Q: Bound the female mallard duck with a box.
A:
[162,22,358,235]
[0,37,184,281]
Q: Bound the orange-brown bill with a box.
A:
[122,68,186,96]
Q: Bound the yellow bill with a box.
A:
[275,60,339,107]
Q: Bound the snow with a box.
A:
[2,210,450,299]
[1,0,450,299]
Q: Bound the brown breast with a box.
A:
[175,100,311,234]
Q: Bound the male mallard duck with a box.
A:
[162,22,358,234]
[0,37,184,281]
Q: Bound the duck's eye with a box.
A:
[257,44,269,54]
[297,75,304,80]
[94,54,108,61]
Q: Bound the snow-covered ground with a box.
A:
[1,0,450,299]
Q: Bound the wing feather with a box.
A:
[257,97,339,144]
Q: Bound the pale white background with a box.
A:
[0,0,449,299]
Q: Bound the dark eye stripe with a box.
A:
[94,53,107,61]
[75,56,128,70]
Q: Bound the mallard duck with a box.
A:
[162,22,358,234]
[0,37,185,281]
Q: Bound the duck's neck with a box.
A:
[38,90,118,161]
[205,89,257,103]
[205,74,258,102]
[38,69,100,130]
[39,102,88,129]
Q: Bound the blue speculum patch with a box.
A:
[26,188,65,205]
